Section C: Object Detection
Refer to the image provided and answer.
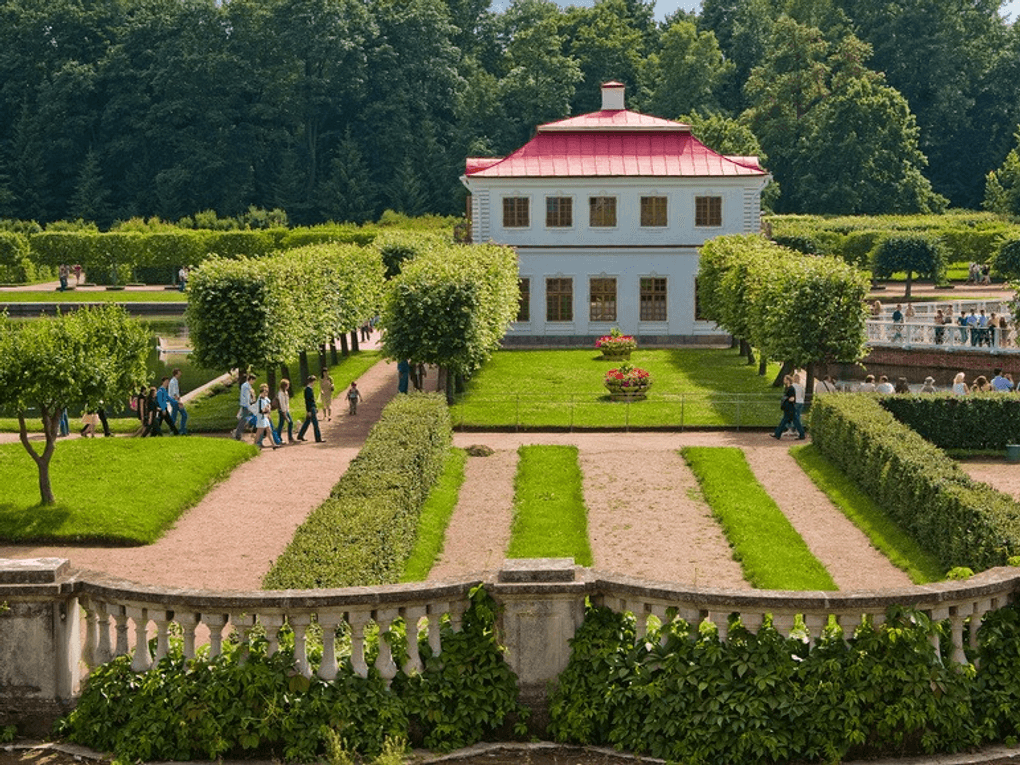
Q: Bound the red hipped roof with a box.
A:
[466,109,766,179]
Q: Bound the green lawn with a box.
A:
[0,437,257,544]
[0,289,188,302]
[681,446,837,590]
[790,444,944,584]
[507,445,593,565]
[401,448,468,582]
[451,348,782,429]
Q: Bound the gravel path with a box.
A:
[0,341,400,591]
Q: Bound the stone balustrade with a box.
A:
[3,557,1020,735]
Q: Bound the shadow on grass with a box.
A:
[661,346,779,423]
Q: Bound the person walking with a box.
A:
[297,375,323,442]
[772,375,805,440]
[319,369,334,421]
[232,373,257,440]
[346,381,363,415]
[155,376,180,435]
[253,384,278,450]
[168,368,189,435]
[276,378,295,443]
[58,263,69,291]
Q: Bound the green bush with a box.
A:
[550,603,988,762]
[59,585,526,761]
[263,393,450,589]
[0,231,30,283]
[809,395,1020,571]
[278,227,377,249]
[880,393,1020,450]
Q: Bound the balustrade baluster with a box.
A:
[740,611,763,635]
[803,613,826,646]
[712,612,729,642]
[125,606,152,672]
[96,601,113,664]
[374,608,399,685]
[203,613,229,658]
[152,611,173,663]
[838,613,863,641]
[82,599,100,668]
[290,614,312,677]
[104,608,127,661]
[449,599,466,633]
[427,602,448,657]
[949,604,969,665]
[402,606,426,675]
[771,613,796,640]
[316,612,345,680]
[261,614,285,656]
[929,607,950,656]
[349,611,371,678]
[179,613,200,659]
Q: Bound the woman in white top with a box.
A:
[952,372,969,395]
[276,379,294,443]
[254,384,278,449]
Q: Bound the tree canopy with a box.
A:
[0,0,1017,222]
[0,306,149,505]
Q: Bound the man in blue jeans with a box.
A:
[168,368,189,435]
[297,375,323,442]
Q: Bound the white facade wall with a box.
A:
[465,176,767,341]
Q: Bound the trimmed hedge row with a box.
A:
[880,393,1020,450]
[769,213,1017,269]
[23,228,377,284]
[262,393,451,589]
[809,395,1020,572]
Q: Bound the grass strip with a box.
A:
[790,444,943,584]
[401,448,468,582]
[0,437,257,544]
[680,446,837,590]
[507,445,592,566]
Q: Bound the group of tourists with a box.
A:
[876,301,1013,348]
[231,369,363,449]
[56,264,83,291]
[133,369,189,437]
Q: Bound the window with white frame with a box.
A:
[589,277,617,322]
[640,196,667,227]
[503,197,530,228]
[546,277,573,322]
[546,196,572,228]
[589,196,617,227]
[639,277,667,321]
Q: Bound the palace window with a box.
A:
[640,196,668,227]
[640,277,667,321]
[503,197,530,228]
[546,278,573,322]
[695,196,722,227]
[589,196,617,227]
[589,277,617,322]
[546,197,573,228]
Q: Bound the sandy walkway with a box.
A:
[428,449,518,581]
[743,446,912,590]
[0,340,400,590]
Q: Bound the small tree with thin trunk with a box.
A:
[0,306,149,505]
[871,235,945,298]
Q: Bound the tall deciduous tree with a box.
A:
[0,306,149,505]
[744,18,943,215]
[642,19,733,119]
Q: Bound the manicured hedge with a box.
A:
[0,231,34,282]
[550,601,1020,762]
[809,395,1020,571]
[20,228,378,284]
[262,393,451,589]
[880,393,1020,450]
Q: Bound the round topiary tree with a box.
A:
[992,238,1020,281]
[871,235,945,298]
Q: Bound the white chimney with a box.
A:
[601,81,626,111]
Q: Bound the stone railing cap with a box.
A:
[0,558,70,585]
[499,558,576,583]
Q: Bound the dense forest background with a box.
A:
[2,0,1020,228]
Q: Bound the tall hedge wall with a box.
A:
[809,395,1020,572]
[880,394,1020,451]
[262,393,451,589]
[769,213,1017,269]
[22,227,378,284]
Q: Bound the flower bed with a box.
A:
[604,362,652,401]
[595,327,636,360]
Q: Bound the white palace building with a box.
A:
[461,81,770,345]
